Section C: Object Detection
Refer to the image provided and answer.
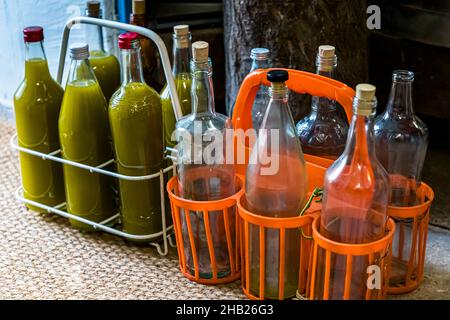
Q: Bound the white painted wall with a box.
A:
[0,0,117,121]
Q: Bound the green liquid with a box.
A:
[160,73,191,148]
[14,59,65,212]
[89,50,120,102]
[109,82,165,239]
[59,80,116,230]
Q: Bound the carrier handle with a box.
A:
[232,68,355,131]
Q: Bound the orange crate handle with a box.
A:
[232,68,355,132]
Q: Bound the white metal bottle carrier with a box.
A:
[10,17,184,255]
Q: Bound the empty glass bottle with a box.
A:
[59,43,116,230]
[14,26,65,212]
[374,70,428,206]
[296,45,349,159]
[317,84,390,299]
[245,70,308,299]
[374,70,429,285]
[249,48,271,130]
[109,32,164,239]
[85,1,120,102]
[175,41,236,278]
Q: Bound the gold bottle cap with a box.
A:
[354,83,377,116]
[174,25,189,36]
[318,45,335,58]
[192,41,209,63]
[132,0,146,15]
[86,1,101,17]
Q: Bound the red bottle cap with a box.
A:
[23,26,44,43]
[118,32,140,49]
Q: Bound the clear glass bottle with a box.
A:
[14,26,65,212]
[59,43,117,230]
[374,70,428,206]
[85,1,120,102]
[175,41,236,278]
[129,0,164,92]
[317,84,390,299]
[160,25,192,149]
[109,32,164,239]
[249,48,271,130]
[245,70,308,299]
[296,45,349,159]
[374,70,429,285]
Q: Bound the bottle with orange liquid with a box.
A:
[175,41,236,279]
[245,70,308,299]
[317,84,390,299]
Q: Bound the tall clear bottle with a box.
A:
[59,43,116,230]
[85,0,120,102]
[14,26,65,212]
[129,0,164,92]
[296,45,349,159]
[109,32,164,239]
[374,70,429,285]
[245,70,308,299]
[175,41,236,278]
[160,25,192,149]
[249,48,271,130]
[317,84,390,299]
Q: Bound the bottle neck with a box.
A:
[268,82,288,102]
[120,47,145,85]
[85,24,104,53]
[191,59,215,114]
[311,58,337,112]
[172,34,191,76]
[24,41,50,78]
[67,58,97,85]
[250,58,270,72]
[343,99,377,162]
[385,79,414,116]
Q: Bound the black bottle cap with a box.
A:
[267,69,288,82]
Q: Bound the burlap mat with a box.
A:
[1,121,449,300]
[0,121,244,300]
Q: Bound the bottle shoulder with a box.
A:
[374,112,429,138]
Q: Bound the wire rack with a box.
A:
[11,17,184,256]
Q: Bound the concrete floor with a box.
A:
[389,225,450,299]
